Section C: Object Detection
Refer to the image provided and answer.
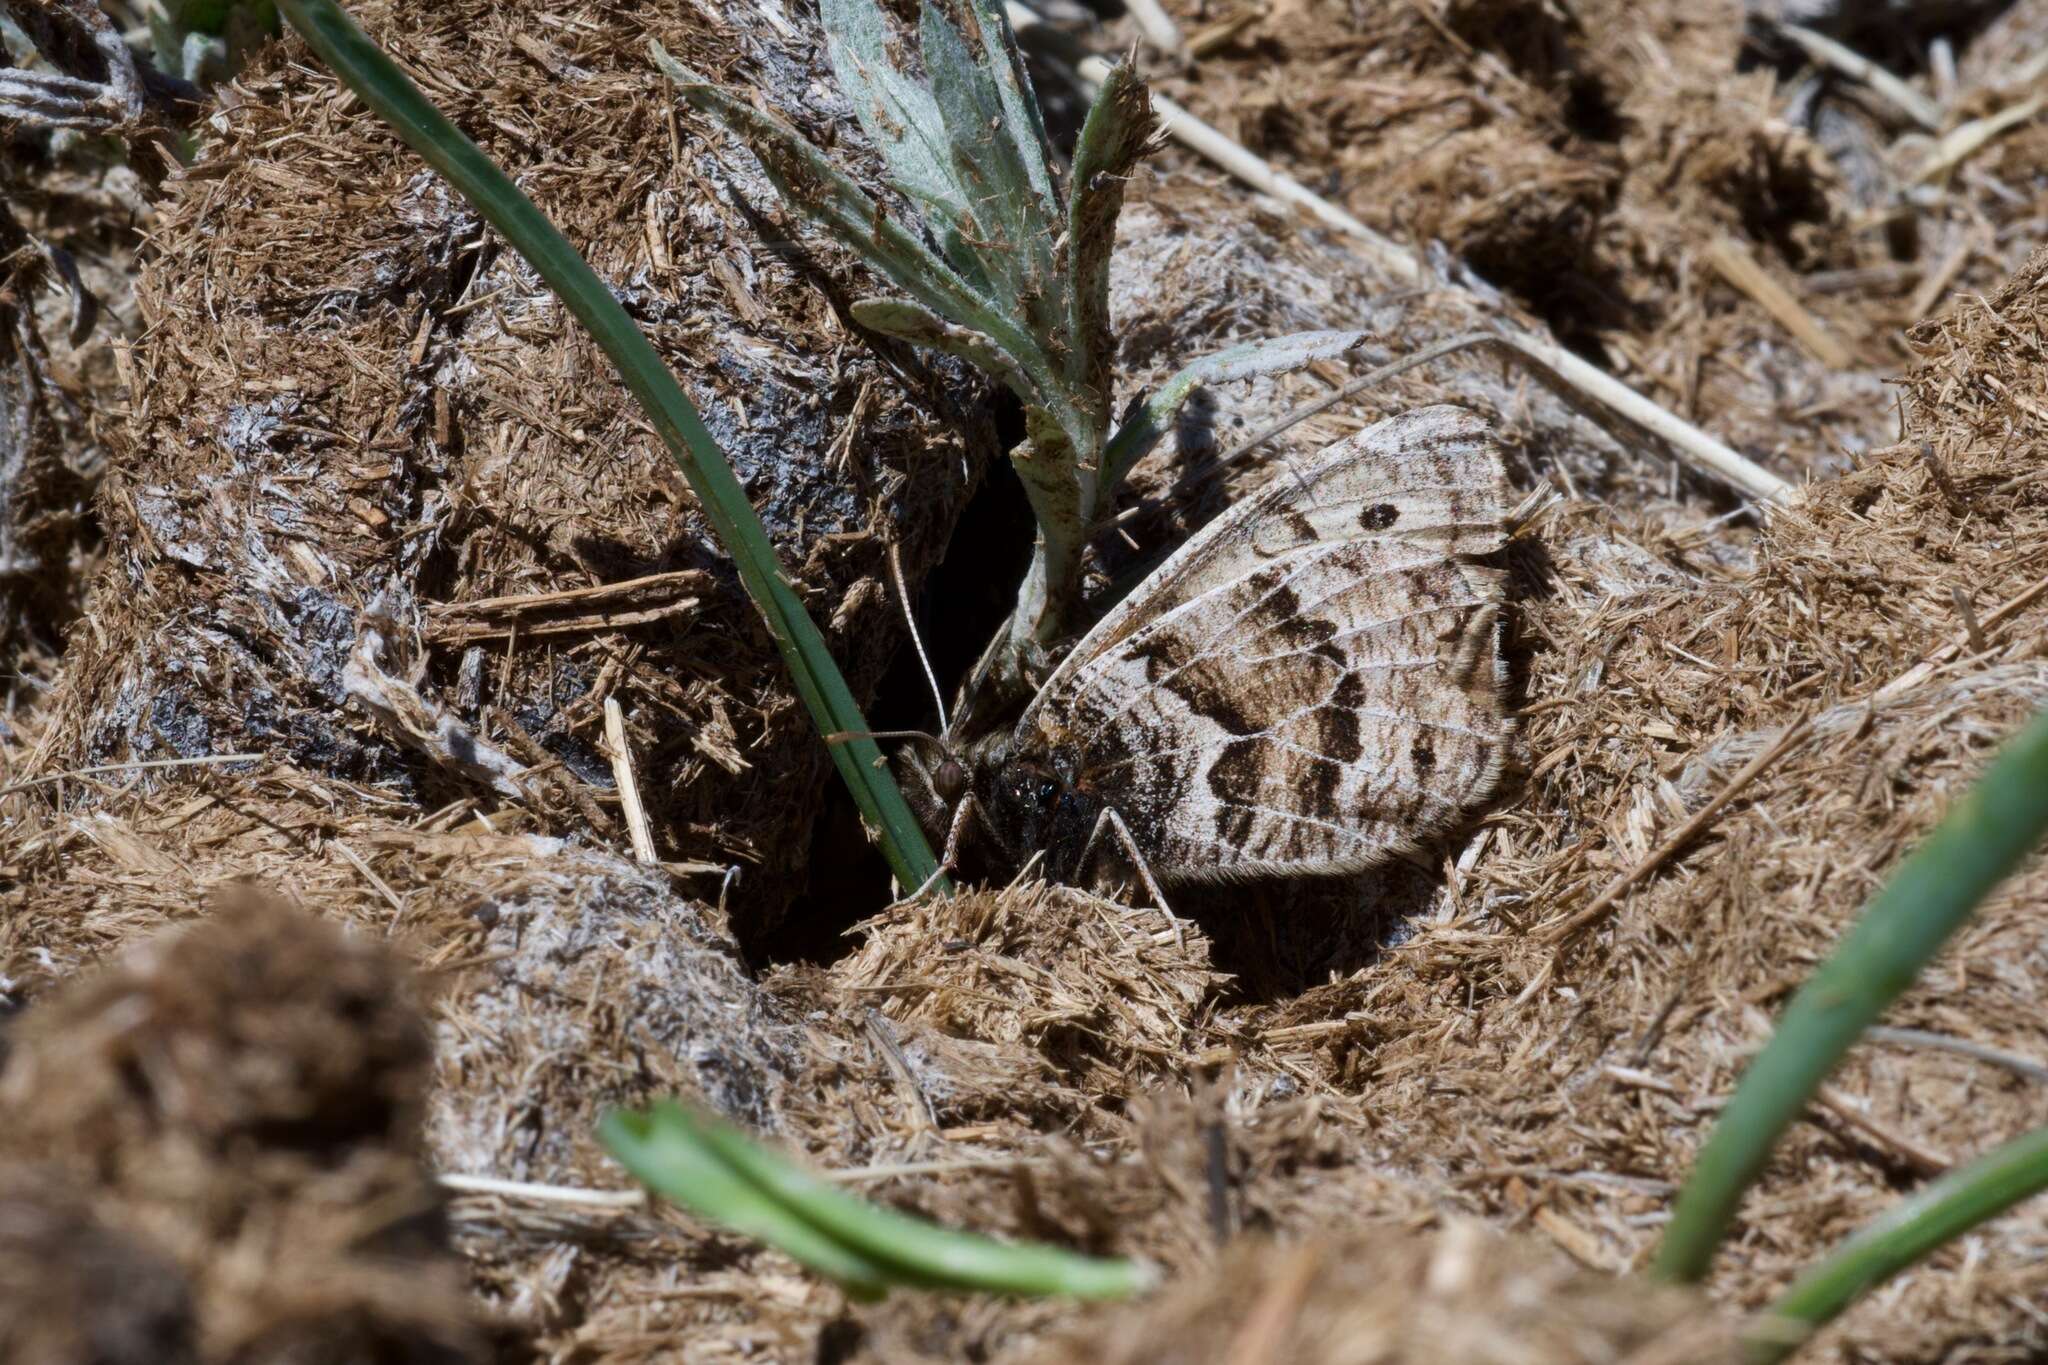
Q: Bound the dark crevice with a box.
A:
[759,396,1033,969]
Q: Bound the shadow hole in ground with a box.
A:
[757,399,1035,970]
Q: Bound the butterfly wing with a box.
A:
[1017,404,1510,883]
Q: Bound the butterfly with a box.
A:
[901,403,1511,898]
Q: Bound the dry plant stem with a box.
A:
[0,751,262,797]
[1914,95,2048,184]
[1122,0,1185,53]
[1865,1026,2048,1084]
[440,1173,649,1209]
[1007,4,1796,509]
[1198,333,1795,508]
[1541,716,1813,946]
[1705,236,1851,369]
[1775,22,1944,131]
[604,696,658,864]
[274,0,943,893]
[1654,705,2048,1284]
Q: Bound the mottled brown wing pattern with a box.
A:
[1015,404,1510,883]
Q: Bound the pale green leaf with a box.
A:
[1101,329,1370,488]
[821,0,990,290]
[850,296,1039,401]
[652,42,1031,364]
[919,0,1057,319]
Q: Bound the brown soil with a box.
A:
[5,0,2048,1360]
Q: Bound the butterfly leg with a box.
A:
[897,795,977,905]
[1079,807,1177,921]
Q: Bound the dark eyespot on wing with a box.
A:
[1360,502,1399,530]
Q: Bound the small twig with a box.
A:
[604,695,658,864]
[1951,587,1987,653]
[1904,235,1976,321]
[1706,236,1852,369]
[440,1173,649,1208]
[1866,1026,2048,1084]
[829,1154,1058,1182]
[1122,0,1186,54]
[333,840,408,921]
[1776,22,1943,131]
[1871,567,2048,704]
[1913,95,2047,184]
[1813,1085,1952,1176]
[0,751,263,798]
[865,1008,942,1133]
[1541,715,1813,945]
[1186,6,1263,58]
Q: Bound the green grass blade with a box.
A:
[274,0,943,893]
[599,1106,894,1300]
[607,1100,1156,1299]
[1744,1123,2048,1364]
[1654,705,2048,1284]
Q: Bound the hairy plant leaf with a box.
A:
[652,42,1038,366]
[1100,329,1370,488]
[851,296,1039,400]
[821,0,990,290]
[919,0,1057,323]
[937,0,1058,211]
[1064,61,1156,458]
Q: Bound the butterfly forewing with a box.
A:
[1014,404,1510,884]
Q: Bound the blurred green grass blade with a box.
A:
[599,1105,893,1300]
[607,1100,1156,1299]
[1744,1123,2048,1364]
[1655,706,2048,1284]
[274,0,943,893]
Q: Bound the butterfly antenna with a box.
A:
[825,728,945,746]
[888,540,951,739]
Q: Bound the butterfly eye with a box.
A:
[933,758,967,804]
[1034,777,1059,805]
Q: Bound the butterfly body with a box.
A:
[908,403,1513,893]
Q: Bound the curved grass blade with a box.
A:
[274,0,943,893]
[1101,329,1369,489]
[1744,1123,2048,1364]
[603,1100,1158,1300]
[1654,705,2048,1284]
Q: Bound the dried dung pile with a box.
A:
[1030,1222,1735,1365]
[24,0,996,928]
[0,898,484,1362]
[3,0,2048,1360]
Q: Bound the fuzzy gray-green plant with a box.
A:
[653,0,1363,710]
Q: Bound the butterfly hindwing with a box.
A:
[1014,404,1510,883]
